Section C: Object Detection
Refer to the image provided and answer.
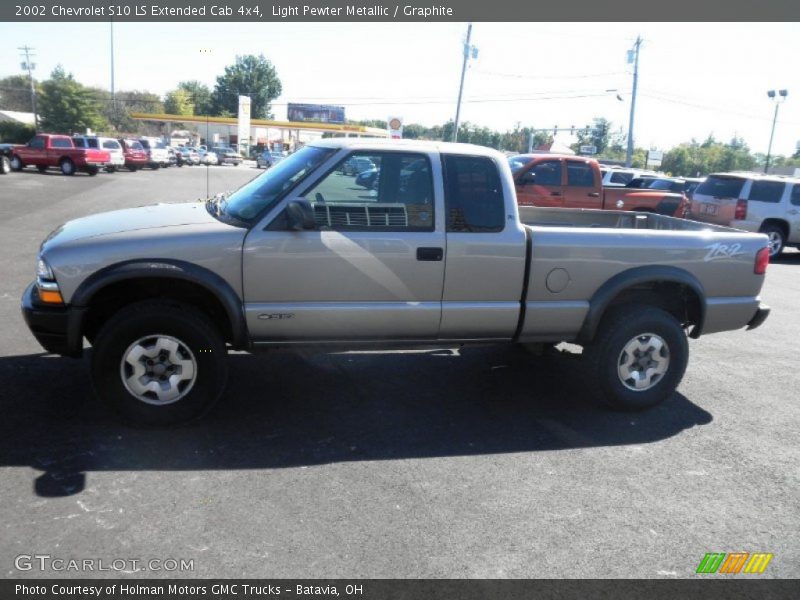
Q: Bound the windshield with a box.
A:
[223,145,336,222]
[508,156,532,174]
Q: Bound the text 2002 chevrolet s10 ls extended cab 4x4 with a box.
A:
[22,139,770,424]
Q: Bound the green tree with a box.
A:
[0,74,41,112]
[571,117,611,155]
[177,80,212,115]
[164,89,194,116]
[211,54,282,119]
[38,66,107,134]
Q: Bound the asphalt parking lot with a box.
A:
[0,165,798,579]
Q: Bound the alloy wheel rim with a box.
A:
[617,333,670,391]
[767,232,782,255]
[120,334,197,405]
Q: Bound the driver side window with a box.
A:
[303,152,434,231]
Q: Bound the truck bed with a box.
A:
[518,206,738,233]
[515,206,767,343]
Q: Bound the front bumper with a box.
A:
[746,303,771,331]
[21,282,85,357]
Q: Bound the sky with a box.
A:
[1,21,798,156]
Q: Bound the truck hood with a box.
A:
[43,202,222,248]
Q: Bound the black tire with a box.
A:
[128,165,138,172]
[105,166,116,173]
[0,155,9,174]
[583,305,688,411]
[10,155,24,171]
[86,166,99,176]
[36,165,48,173]
[60,158,75,176]
[152,164,160,170]
[760,223,786,259]
[91,301,228,426]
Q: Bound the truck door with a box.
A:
[19,135,45,164]
[563,158,601,209]
[440,154,527,339]
[242,150,446,342]
[515,158,564,207]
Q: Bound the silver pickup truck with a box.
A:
[22,139,771,424]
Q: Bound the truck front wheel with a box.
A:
[10,155,24,171]
[91,301,228,425]
[583,305,688,411]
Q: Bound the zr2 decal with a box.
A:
[704,242,744,262]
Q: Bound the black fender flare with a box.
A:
[578,265,707,343]
[71,259,249,349]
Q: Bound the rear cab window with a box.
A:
[51,137,73,149]
[443,154,505,232]
[695,176,746,198]
[566,161,595,187]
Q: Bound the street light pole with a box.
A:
[18,46,38,132]
[764,89,788,174]
[625,36,642,168]
[453,23,476,143]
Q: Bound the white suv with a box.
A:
[599,166,659,187]
[73,136,125,172]
[690,172,800,258]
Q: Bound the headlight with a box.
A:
[36,257,54,281]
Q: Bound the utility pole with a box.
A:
[764,89,788,174]
[18,45,38,131]
[625,36,642,168]
[453,23,477,143]
[110,21,116,122]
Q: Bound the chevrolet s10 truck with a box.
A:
[22,140,771,424]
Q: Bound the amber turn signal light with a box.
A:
[39,289,64,304]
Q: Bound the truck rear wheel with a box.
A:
[60,158,75,176]
[91,300,228,425]
[583,305,688,411]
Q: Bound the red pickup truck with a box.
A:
[9,134,111,176]
[509,154,688,217]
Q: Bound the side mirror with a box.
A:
[286,199,316,231]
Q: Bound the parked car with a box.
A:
[0,143,18,174]
[599,166,659,187]
[256,150,285,169]
[689,172,800,258]
[211,146,241,166]
[73,136,125,172]
[138,137,171,169]
[9,134,110,176]
[22,139,770,425]
[197,148,218,166]
[176,147,200,166]
[627,177,686,193]
[510,154,689,217]
[341,156,375,176]
[118,139,148,171]
[355,167,380,189]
